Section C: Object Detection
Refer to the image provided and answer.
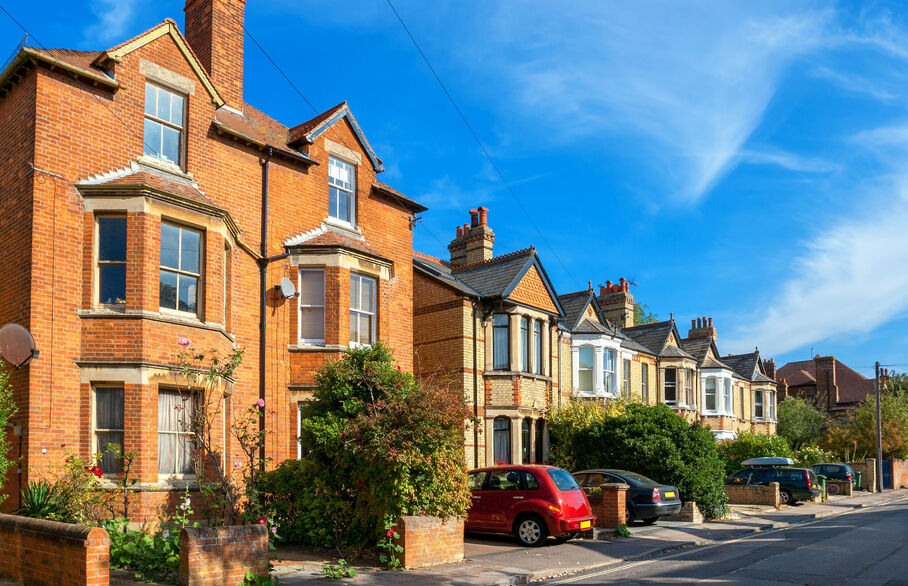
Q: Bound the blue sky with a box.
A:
[4,0,908,376]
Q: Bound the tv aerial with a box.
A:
[0,323,39,368]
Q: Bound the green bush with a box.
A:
[549,402,728,519]
[17,480,64,519]
[0,363,15,508]
[259,344,472,548]
[777,398,827,450]
[717,431,793,476]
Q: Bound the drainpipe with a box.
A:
[472,302,479,469]
[258,147,273,470]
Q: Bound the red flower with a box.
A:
[60,443,66,448]
[64,459,70,463]
[386,528,395,538]
[257,517,267,525]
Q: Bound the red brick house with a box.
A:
[777,355,876,415]
[0,0,423,515]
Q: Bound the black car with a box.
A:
[573,469,682,525]
[725,466,821,505]
[810,463,855,494]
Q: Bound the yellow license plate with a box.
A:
[580,520,591,529]
[665,491,675,498]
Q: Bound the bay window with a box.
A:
[664,368,677,403]
[94,386,124,474]
[578,347,594,392]
[520,317,530,372]
[755,390,764,420]
[603,349,616,394]
[725,379,734,415]
[298,269,325,343]
[349,274,376,346]
[684,369,694,405]
[705,378,717,412]
[160,222,201,314]
[493,417,511,464]
[97,216,127,306]
[492,314,510,370]
[534,321,543,375]
[157,389,195,476]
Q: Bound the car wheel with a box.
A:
[514,515,548,547]
[827,482,841,496]
[625,503,635,524]
[641,517,658,525]
[780,489,793,505]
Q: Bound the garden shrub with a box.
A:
[777,398,827,450]
[793,445,836,468]
[0,363,15,508]
[548,402,728,519]
[259,343,472,548]
[717,431,793,476]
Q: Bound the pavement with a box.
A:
[272,488,908,585]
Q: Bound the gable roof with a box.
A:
[371,180,427,213]
[557,290,602,331]
[412,247,565,316]
[722,352,776,383]
[97,19,225,107]
[777,359,874,405]
[288,102,384,172]
[622,320,693,358]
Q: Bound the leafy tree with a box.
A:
[0,363,15,507]
[848,393,908,459]
[634,303,659,326]
[777,398,828,450]
[549,402,728,519]
[717,431,793,476]
[260,344,472,547]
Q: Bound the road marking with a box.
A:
[550,496,908,584]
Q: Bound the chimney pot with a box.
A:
[605,280,612,288]
[599,285,606,296]
[619,277,626,286]
[456,225,463,238]
[696,317,701,328]
[588,280,593,292]
[708,317,713,328]
[469,209,479,228]
[477,206,488,226]
[691,319,696,328]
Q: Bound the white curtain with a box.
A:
[158,390,194,475]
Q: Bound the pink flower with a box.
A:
[177,337,191,346]
[258,516,267,525]
[256,398,265,408]
[271,526,278,535]
[234,460,241,468]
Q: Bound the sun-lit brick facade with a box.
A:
[0,0,422,515]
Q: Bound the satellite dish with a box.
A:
[0,323,38,368]
[277,277,298,299]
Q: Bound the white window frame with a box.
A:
[159,221,202,316]
[768,391,776,420]
[143,82,185,166]
[755,390,765,421]
[578,346,595,393]
[641,363,648,402]
[622,358,631,397]
[664,368,677,404]
[684,369,694,406]
[533,321,543,375]
[328,156,356,226]
[298,268,326,344]
[725,379,734,416]
[297,402,304,460]
[603,349,617,395]
[520,317,530,373]
[704,377,717,413]
[349,273,376,347]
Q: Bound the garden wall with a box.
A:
[0,513,110,585]
[392,516,464,569]
[892,459,908,489]
[848,459,876,492]
[584,483,627,528]
[665,501,703,523]
[724,482,781,509]
[826,480,853,496]
[179,525,268,586]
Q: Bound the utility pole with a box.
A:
[875,362,883,492]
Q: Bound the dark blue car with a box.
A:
[573,469,682,524]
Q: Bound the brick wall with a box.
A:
[826,480,853,496]
[392,515,464,570]
[179,524,268,586]
[848,459,876,492]
[724,482,780,509]
[584,483,627,528]
[665,501,703,523]
[0,513,110,585]
[891,459,908,489]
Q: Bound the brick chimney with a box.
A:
[763,358,776,380]
[687,316,717,342]
[184,0,245,106]
[448,207,494,265]
[597,278,635,329]
[815,355,839,411]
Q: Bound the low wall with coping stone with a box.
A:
[665,501,703,523]
[0,513,110,586]
[848,459,876,492]
[392,516,464,570]
[826,480,853,496]
[583,483,628,528]
[725,482,781,509]
[179,525,269,586]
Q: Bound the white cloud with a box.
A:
[415,175,496,212]
[738,149,839,173]
[476,2,831,202]
[726,124,908,355]
[83,0,136,45]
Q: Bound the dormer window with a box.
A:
[328,157,355,224]
[144,83,185,166]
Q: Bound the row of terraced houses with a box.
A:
[0,0,782,513]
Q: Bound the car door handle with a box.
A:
[513,496,524,500]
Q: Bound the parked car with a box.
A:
[725,458,821,505]
[466,465,595,546]
[572,469,682,525]
[810,463,855,494]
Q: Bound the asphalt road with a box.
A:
[547,499,908,585]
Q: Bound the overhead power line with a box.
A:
[382,0,576,282]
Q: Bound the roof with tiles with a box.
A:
[777,358,874,404]
[28,48,107,72]
[557,290,598,331]
[285,226,386,260]
[722,352,776,384]
[621,320,692,358]
[77,164,215,207]
[451,248,536,298]
[289,101,347,143]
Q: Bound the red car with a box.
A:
[466,465,596,546]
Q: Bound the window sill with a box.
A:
[78,308,233,340]
[96,477,199,491]
[288,343,348,352]
[324,216,361,236]
[137,154,190,178]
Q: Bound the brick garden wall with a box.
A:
[826,480,853,496]
[0,513,110,585]
[392,515,464,570]
[179,525,268,586]
[891,459,908,489]
[584,483,627,528]
[848,459,876,492]
[724,482,781,509]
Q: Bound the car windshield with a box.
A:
[546,468,580,491]
[616,471,661,487]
